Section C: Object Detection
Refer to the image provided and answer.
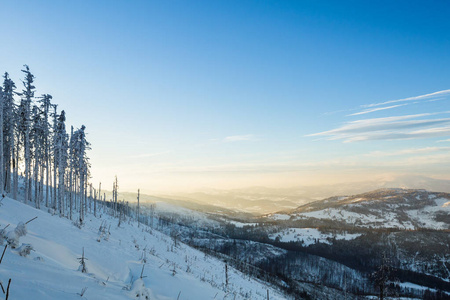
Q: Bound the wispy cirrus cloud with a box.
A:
[308,114,450,136]
[311,88,450,142]
[344,126,450,142]
[347,104,407,116]
[324,89,450,116]
[346,89,450,117]
[363,89,450,108]
[308,111,450,142]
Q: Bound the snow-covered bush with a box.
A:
[97,222,110,241]
[14,222,27,236]
[6,222,27,248]
[73,218,83,229]
[130,278,150,300]
[17,243,33,257]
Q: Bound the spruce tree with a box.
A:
[2,73,17,196]
[20,65,35,203]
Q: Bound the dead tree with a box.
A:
[77,247,88,273]
[137,189,140,228]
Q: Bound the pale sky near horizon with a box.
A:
[1,1,450,193]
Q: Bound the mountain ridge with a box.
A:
[268,188,450,230]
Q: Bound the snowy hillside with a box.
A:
[268,228,361,246]
[0,197,286,300]
[268,189,450,230]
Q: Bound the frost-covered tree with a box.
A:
[137,189,140,227]
[70,125,90,223]
[19,65,35,202]
[0,86,4,194]
[54,110,68,215]
[0,66,96,225]
[30,105,45,208]
[68,126,74,219]
[37,94,52,207]
[2,73,17,196]
[51,104,58,209]
[113,176,119,217]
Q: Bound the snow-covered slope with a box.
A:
[0,197,286,300]
[269,228,361,246]
[268,189,450,230]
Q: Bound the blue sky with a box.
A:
[1,1,450,192]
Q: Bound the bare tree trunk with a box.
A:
[89,183,92,214]
[112,181,116,217]
[84,180,88,217]
[75,176,78,211]
[12,141,18,200]
[48,161,52,206]
[69,168,73,220]
[4,133,11,194]
[34,155,39,208]
[45,154,49,207]
[93,187,97,217]
[79,173,84,223]
[0,93,4,195]
[137,189,140,227]
[58,150,64,216]
[24,131,30,203]
[53,160,57,210]
[96,182,101,217]
[40,165,44,205]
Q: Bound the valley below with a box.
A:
[137,188,450,299]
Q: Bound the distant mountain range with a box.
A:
[160,175,450,214]
[110,175,450,215]
[267,188,450,230]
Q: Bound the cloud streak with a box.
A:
[363,89,450,108]
[347,104,407,116]
[342,89,450,117]
[344,126,450,142]
[308,111,450,142]
[309,114,450,135]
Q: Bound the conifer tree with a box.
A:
[37,94,52,207]
[113,176,119,217]
[30,105,44,208]
[2,73,17,196]
[0,85,3,193]
[51,104,58,209]
[54,110,68,215]
[71,125,90,223]
[19,65,35,203]
[0,66,93,224]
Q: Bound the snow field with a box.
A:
[268,228,361,246]
[0,197,286,299]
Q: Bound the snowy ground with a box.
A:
[293,208,417,229]
[268,214,291,221]
[271,198,450,230]
[0,197,286,300]
[268,228,361,246]
[223,220,258,228]
[406,197,450,230]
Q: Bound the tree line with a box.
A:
[0,65,92,223]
